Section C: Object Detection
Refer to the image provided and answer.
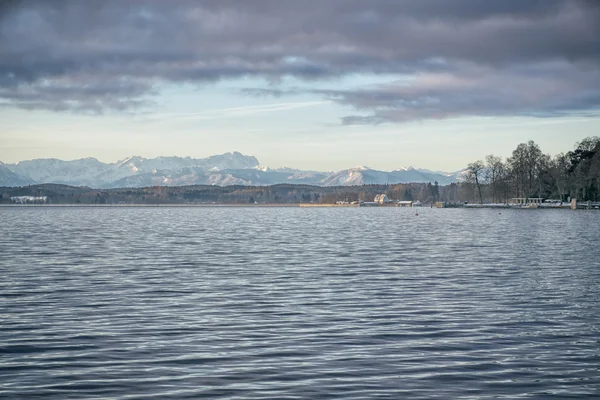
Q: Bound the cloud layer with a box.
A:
[1,0,599,121]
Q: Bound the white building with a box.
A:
[11,196,48,204]
[374,194,392,204]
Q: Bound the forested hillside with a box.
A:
[0,182,466,205]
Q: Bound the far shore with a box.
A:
[1,203,594,209]
[0,203,305,208]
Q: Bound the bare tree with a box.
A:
[467,160,485,204]
[509,143,527,198]
[485,155,506,203]
[549,153,569,201]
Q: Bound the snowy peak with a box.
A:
[111,153,259,172]
[320,165,459,187]
[0,163,33,186]
[204,152,259,170]
[392,166,415,172]
[254,165,270,172]
[4,152,261,188]
[448,168,470,181]
[117,156,142,167]
[6,157,107,186]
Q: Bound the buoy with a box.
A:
[415,212,419,216]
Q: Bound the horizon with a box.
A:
[1,1,599,171]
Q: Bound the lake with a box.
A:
[1,207,599,399]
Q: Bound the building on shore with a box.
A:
[510,198,543,208]
[374,194,392,204]
[11,196,48,204]
[511,198,543,206]
[398,200,413,207]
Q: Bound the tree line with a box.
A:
[466,137,600,204]
[0,182,461,205]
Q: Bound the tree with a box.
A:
[466,160,485,204]
[509,143,527,198]
[525,141,544,197]
[507,141,545,198]
[568,137,600,201]
[485,154,506,203]
[548,153,570,201]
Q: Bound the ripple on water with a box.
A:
[1,207,599,399]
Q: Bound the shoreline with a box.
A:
[0,203,594,209]
[0,203,304,208]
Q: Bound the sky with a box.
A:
[1,0,599,172]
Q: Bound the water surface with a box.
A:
[1,207,599,399]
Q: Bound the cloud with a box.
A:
[239,88,302,98]
[145,101,329,121]
[320,62,600,123]
[0,0,599,120]
[0,74,155,113]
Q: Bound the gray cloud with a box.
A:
[0,0,599,119]
[0,74,155,113]
[324,62,600,123]
[238,88,303,98]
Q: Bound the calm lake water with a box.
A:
[1,207,599,399]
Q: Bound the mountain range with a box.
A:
[0,152,466,188]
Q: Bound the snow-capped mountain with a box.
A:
[447,168,470,182]
[5,152,260,188]
[0,162,34,187]
[8,157,109,187]
[321,166,458,186]
[1,153,464,188]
